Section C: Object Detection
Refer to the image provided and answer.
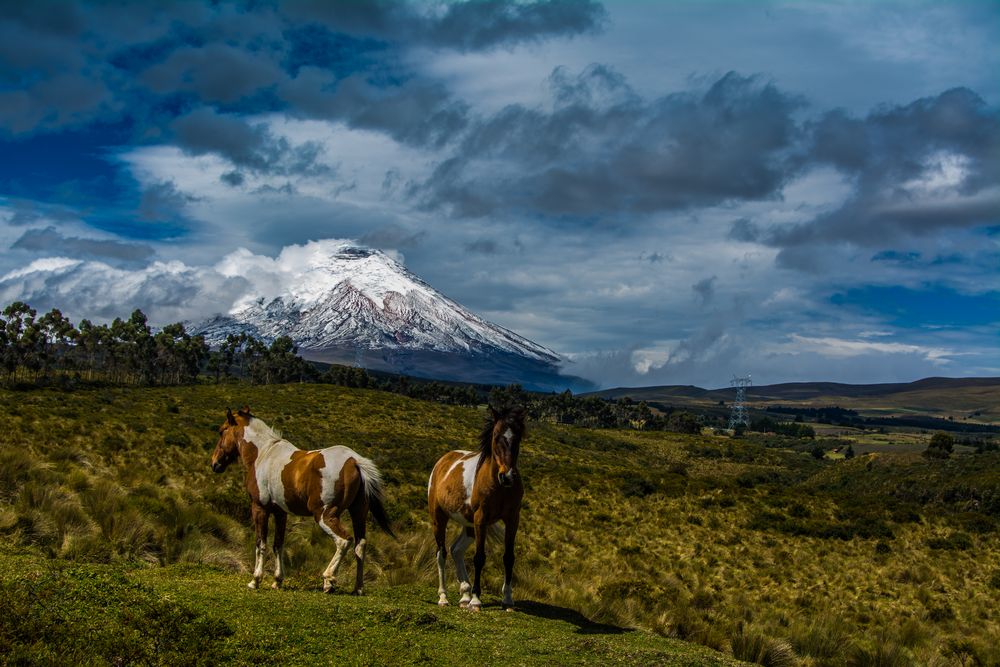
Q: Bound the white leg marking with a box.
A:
[450,532,474,607]
[469,592,482,611]
[272,546,285,589]
[248,543,264,589]
[322,535,350,592]
[436,548,449,606]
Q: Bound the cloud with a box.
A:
[0,256,250,325]
[140,43,285,104]
[171,107,330,178]
[416,68,805,219]
[765,88,1000,269]
[11,226,154,263]
[0,1,604,138]
[692,276,717,305]
[787,334,954,363]
[282,0,607,52]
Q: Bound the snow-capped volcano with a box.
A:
[192,240,576,388]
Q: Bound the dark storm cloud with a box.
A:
[281,0,607,52]
[0,1,604,139]
[728,218,759,243]
[692,276,717,305]
[137,181,197,223]
[278,71,469,149]
[767,88,1000,269]
[11,226,154,263]
[141,43,285,104]
[417,68,805,219]
[171,107,329,177]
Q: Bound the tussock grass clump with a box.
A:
[729,624,797,667]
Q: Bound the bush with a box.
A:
[924,432,954,459]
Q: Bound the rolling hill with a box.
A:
[593,376,1000,423]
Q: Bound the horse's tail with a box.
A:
[354,455,396,538]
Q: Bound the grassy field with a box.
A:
[2,384,999,665]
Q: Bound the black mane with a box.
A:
[476,406,525,471]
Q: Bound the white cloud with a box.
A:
[786,334,954,363]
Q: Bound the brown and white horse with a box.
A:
[428,406,525,611]
[210,406,393,594]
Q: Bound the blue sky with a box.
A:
[0,0,998,388]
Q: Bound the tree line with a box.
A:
[0,302,313,387]
[0,300,717,434]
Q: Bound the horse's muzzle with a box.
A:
[212,461,225,473]
[498,472,514,487]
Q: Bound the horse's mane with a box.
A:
[476,406,525,471]
[244,416,284,448]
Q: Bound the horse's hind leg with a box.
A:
[317,506,351,593]
[249,503,270,590]
[432,508,449,606]
[272,509,287,590]
[451,527,474,607]
[347,493,369,595]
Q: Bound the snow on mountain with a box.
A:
[191,240,560,365]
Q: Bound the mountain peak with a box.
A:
[195,240,561,372]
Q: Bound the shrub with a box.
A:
[924,432,954,459]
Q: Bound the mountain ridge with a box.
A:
[190,241,586,391]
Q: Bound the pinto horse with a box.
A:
[210,406,393,594]
[428,406,525,611]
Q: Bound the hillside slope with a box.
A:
[1,384,998,665]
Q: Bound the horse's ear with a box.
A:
[488,406,499,421]
[226,408,236,426]
[511,405,526,420]
[238,404,252,418]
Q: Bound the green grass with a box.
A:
[2,384,999,665]
[0,547,733,666]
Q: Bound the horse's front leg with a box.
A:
[502,511,519,610]
[272,509,287,589]
[469,513,487,611]
[248,503,269,590]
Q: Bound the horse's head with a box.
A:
[487,405,526,488]
[211,406,252,473]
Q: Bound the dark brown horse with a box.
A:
[210,406,393,594]
[427,406,525,610]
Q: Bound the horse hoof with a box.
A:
[247,580,259,590]
[468,603,481,612]
[438,600,449,607]
[272,581,283,590]
[505,606,515,613]
[352,588,364,596]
